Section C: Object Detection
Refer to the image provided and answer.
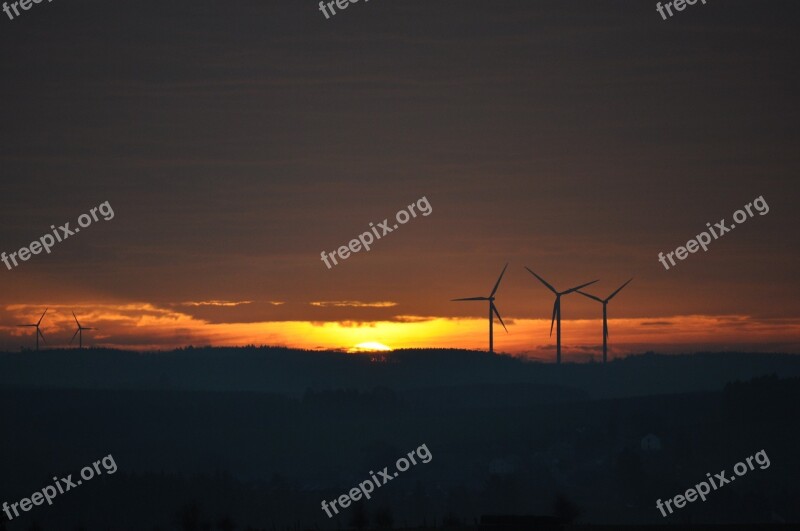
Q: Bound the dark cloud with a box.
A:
[0,0,798,352]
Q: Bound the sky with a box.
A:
[0,0,798,360]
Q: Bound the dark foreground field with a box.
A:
[1,348,798,529]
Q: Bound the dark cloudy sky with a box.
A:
[1,0,798,358]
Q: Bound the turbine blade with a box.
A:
[38,328,46,344]
[37,308,48,326]
[524,267,557,294]
[549,299,558,336]
[606,278,633,301]
[492,303,508,333]
[576,290,603,303]
[72,311,81,327]
[490,263,509,297]
[604,320,609,340]
[563,279,599,295]
[451,297,489,301]
[70,329,80,344]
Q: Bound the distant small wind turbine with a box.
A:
[577,278,633,364]
[451,263,509,354]
[70,311,96,349]
[525,268,598,364]
[17,308,48,351]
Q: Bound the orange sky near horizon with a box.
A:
[2,303,799,361]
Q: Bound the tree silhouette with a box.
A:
[349,501,369,530]
[217,515,237,531]
[553,493,580,524]
[374,506,393,529]
[177,503,211,531]
[442,512,462,527]
[179,504,200,531]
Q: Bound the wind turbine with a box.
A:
[70,311,96,349]
[577,278,632,364]
[524,268,598,364]
[17,308,48,351]
[451,263,509,354]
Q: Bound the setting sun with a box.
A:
[348,341,393,353]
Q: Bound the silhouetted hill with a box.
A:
[1,348,799,400]
[1,374,799,529]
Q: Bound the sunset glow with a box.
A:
[3,303,799,361]
[348,342,393,353]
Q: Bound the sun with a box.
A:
[348,342,393,353]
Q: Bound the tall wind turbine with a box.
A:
[17,308,48,351]
[524,268,598,364]
[577,278,633,364]
[70,311,96,349]
[451,263,509,354]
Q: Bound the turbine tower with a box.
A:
[524,268,598,364]
[577,278,633,364]
[17,308,48,351]
[70,311,96,349]
[451,263,509,354]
